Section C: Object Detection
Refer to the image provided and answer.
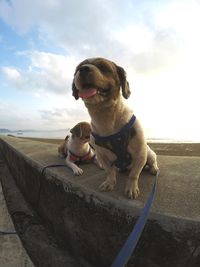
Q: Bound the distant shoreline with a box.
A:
[0,129,69,139]
[0,129,199,143]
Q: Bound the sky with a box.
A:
[0,0,200,141]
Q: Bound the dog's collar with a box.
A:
[91,114,136,171]
[91,114,136,142]
[69,149,95,163]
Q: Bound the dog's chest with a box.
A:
[94,127,135,171]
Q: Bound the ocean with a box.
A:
[0,129,199,143]
[0,129,69,139]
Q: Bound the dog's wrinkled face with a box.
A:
[70,122,91,143]
[72,58,131,105]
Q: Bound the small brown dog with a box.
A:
[58,122,96,175]
[72,57,159,199]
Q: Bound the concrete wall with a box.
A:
[0,137,200,267]
[0,173,34,267]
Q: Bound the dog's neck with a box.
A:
[85,96,133,136]
[68,136,90,156]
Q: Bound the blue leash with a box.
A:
[111,170,159,267]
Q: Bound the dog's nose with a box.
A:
[79,65,91,74]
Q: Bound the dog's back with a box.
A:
[58,135,69,158]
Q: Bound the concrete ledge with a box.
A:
[0,155,80,267]
[0,136,200,267]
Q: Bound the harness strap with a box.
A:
[91,114,136,142]
[91,114,136,171]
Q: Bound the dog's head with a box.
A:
[72,58,131,104]
[70,121,91,143]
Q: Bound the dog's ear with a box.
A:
[70,124,81,137]
[65,135,70,141]
[72,80,79,100]
[81,122,91,137]
[116,65,131,99]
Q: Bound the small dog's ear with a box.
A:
[72,80,79,100]
[116,65,131,99]
[70,124,81,137]
[81,122,91,138]
[65,135,70,141]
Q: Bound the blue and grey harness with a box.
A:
[91,114,136,171]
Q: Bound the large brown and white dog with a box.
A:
[72,58,159,199]
[58,122,96,175]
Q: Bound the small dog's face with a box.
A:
[72,58,131,105]
[70,122,91,143]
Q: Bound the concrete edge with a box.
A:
[0,154,84,267]
[0,137,200,267]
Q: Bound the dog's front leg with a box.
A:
[125,175,140,199]
[98,165,117,191]
[65,156,83,176]
[92,142,117,191]
[125,156,146,199]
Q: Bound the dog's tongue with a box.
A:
[79,88,97,99]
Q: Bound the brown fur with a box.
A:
[72,58,159,198]
[70,121,91,139]
[58,135,69,157]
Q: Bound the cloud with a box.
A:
[0,0,111,56]
[39,106,89,129]
[1,0,200,137]
[0,98,89,130]
[0,100,37,130]
[2,67,22,82]
[1,51,78,95]
[112,25,181,73]
[0,0,187,74]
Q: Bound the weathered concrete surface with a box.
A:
[0,161,34,267]
[15,135,200,156]
[149,142,200,157]
[18,136,200,157]
[0,153,82,267]
[0,135,200,267]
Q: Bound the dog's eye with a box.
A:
[97,63,112,73]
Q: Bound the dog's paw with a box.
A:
[94,158,104,170]
[149,165,159,176]
[94,157,103,170]
[125,185,140,199]
[98,180,115,192]
[73,167,83,176]
[97,162,104,170]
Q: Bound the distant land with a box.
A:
[0,128,70,139]
[0,128,37,133]
[0,128,69,133]
[0,128,11,133]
